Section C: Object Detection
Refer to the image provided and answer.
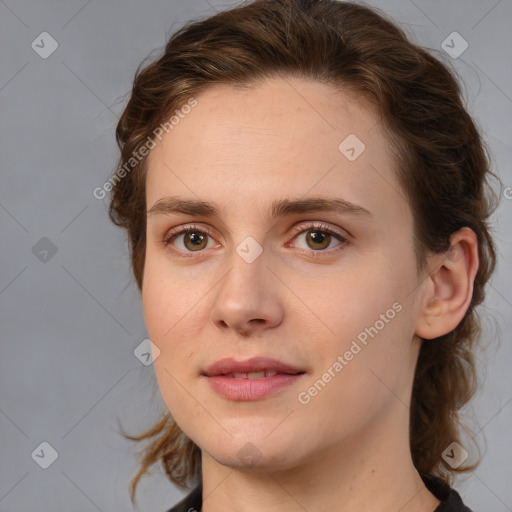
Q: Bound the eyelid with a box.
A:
[288,221,348,242]
[161,223,218,248]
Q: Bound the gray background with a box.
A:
[1,0,511,510]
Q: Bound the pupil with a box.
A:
[188,233,204,247]
[308,231,329,249]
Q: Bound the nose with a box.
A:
[209,249,284,337]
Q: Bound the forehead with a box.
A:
[145,76,409,227]
[149,77,382,166]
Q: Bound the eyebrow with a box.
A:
[147,196,373,220]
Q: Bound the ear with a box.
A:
[415,227,479,340]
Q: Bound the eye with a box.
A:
[161,222,348,257]
[162,224,218,253]
[288,222,347,254]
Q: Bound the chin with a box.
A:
[199,431,305,472]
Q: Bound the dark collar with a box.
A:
[421,473,473,512]
[166,474,473,512]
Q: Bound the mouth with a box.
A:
[202,356,305,377]
[202,357,306,401]
[221,370,299,379]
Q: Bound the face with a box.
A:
[142,76,425,471]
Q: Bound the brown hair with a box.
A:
[108,0,499,503]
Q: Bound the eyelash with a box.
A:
[161,222,348,258]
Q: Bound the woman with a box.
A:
[109,1,498,510]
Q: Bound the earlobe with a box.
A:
[415,227,479,340]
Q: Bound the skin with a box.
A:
[142,76,479,512]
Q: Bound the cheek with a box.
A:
[295,261,398,339]
[298,307,412,437]
[142,267,202,420]
[142,253,206,344]
[141,264,197,409]
[295,260,415,404]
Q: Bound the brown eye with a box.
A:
[292,224,345,253]
[305,230,332,250]
[183,231,208,251]
[163,226,217,253]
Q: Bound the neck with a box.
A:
[200,398,440,512]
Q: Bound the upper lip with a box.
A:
[202,357,305,376]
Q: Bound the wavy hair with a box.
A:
[108,0,499,503]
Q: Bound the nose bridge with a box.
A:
[209,240,283,334]
[217,240,268,311]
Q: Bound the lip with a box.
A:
[203,356,304,376]
[202,356,306,401]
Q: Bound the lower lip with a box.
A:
[203,373,305,401]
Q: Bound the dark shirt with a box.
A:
[165,473,473,512]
